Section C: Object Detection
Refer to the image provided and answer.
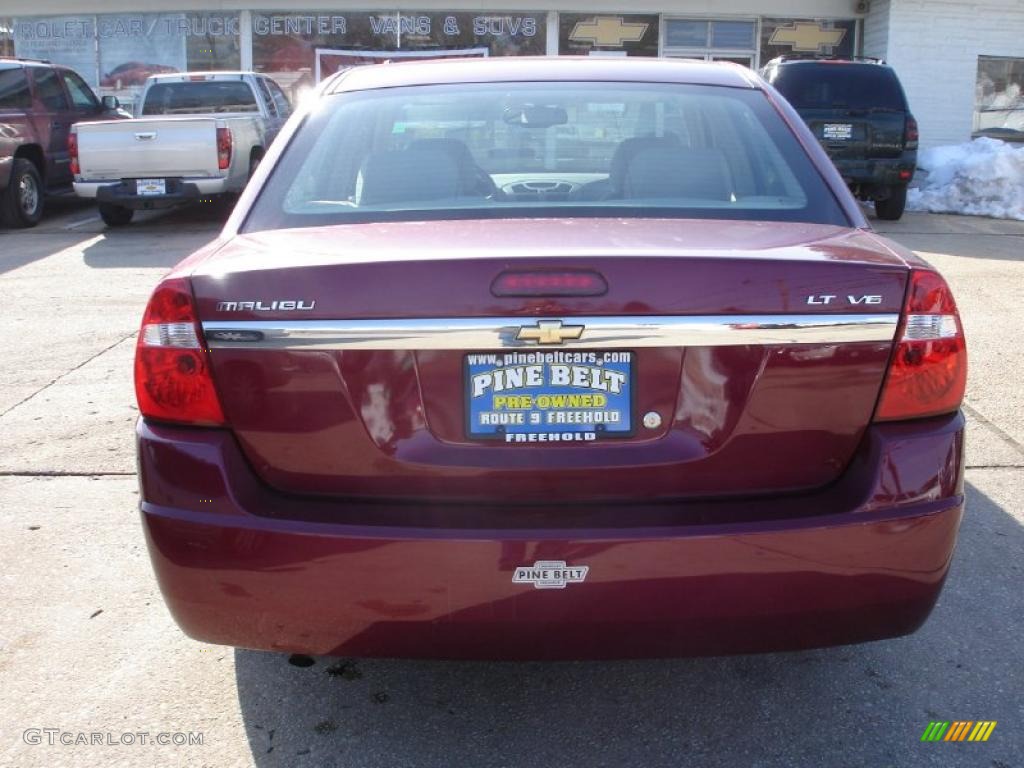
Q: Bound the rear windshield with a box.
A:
[244,81,849,231]
[769,64,907,111]
[141,81,258,115]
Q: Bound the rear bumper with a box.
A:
[74,177,230,207]
[831,151,917,188]
[138,413,965,660]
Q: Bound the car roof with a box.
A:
[0,58,52,69]
[766,58,893,69]
[327,56,760,94]
[146,71,255,82]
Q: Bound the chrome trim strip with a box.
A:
[202,314,899,350]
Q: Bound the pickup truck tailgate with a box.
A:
[76,118,221,179]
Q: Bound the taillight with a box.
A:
[134,277,225,426]
[875,270,966,421]
[216,127,232,171]
[68,131,79,176]
[905,115,919,149]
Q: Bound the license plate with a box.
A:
[466,351,633,442]
[823,123,853,140]
[136,178,166,196]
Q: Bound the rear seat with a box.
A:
[358,149,461,206]
[623,147,735,201]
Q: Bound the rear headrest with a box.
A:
[623,148,734,202]
[609,135,682,194]
[407,138,476,165]
[407,138,481,191]
[358,149,460,206]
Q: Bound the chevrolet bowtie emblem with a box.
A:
[516,320,585,345]
[769,22,847,53]
[569,16,649,48]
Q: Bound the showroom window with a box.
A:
[12,16,97,83]
[95,13,241,109]
[185,13,242,73]
[975,55,1024,136]
[558,14,659,57]
[0,18,12,57]
[11,13,240,110]
[663,18,757,67]
[759,18,857,65]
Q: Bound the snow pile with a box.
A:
[907,137,1024,220]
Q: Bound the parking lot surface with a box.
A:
[1,206,1022,768]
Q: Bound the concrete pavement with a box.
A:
[0,208,1021,768]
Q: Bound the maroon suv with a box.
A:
[0,58,126,227]
[136,58,966,660]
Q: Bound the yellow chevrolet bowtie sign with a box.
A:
[570,16,649,47]
[769,22,847,53]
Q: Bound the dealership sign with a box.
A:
[251,11,546,86]
[14,15,239,39]
[13,13,242,90]
[252,13,539,41]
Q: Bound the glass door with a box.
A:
[663,18,758,69]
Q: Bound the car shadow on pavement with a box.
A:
[80,219,222,269]
[874,212,1024,262]
[0,200,100,275]
[233,480,1022,768]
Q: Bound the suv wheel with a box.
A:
[98,203,135,227]
[1,159,44,228]
[875,185,908,221]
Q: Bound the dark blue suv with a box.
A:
[761,57,918,220]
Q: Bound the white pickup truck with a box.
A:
[70,72,292,225]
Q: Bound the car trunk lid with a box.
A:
[190,218,908,503]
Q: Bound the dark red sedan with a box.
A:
[136,58,966,659]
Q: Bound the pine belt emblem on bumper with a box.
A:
[512,561,589,589]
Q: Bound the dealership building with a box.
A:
[2,0,1022,148]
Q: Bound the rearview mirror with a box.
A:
[101,95,121,111]
[502,104,568,129]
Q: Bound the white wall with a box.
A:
[862,0,889,60]
[884,0,1024,148]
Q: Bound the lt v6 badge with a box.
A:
[513,560,589,589]
[806,294,883,305]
